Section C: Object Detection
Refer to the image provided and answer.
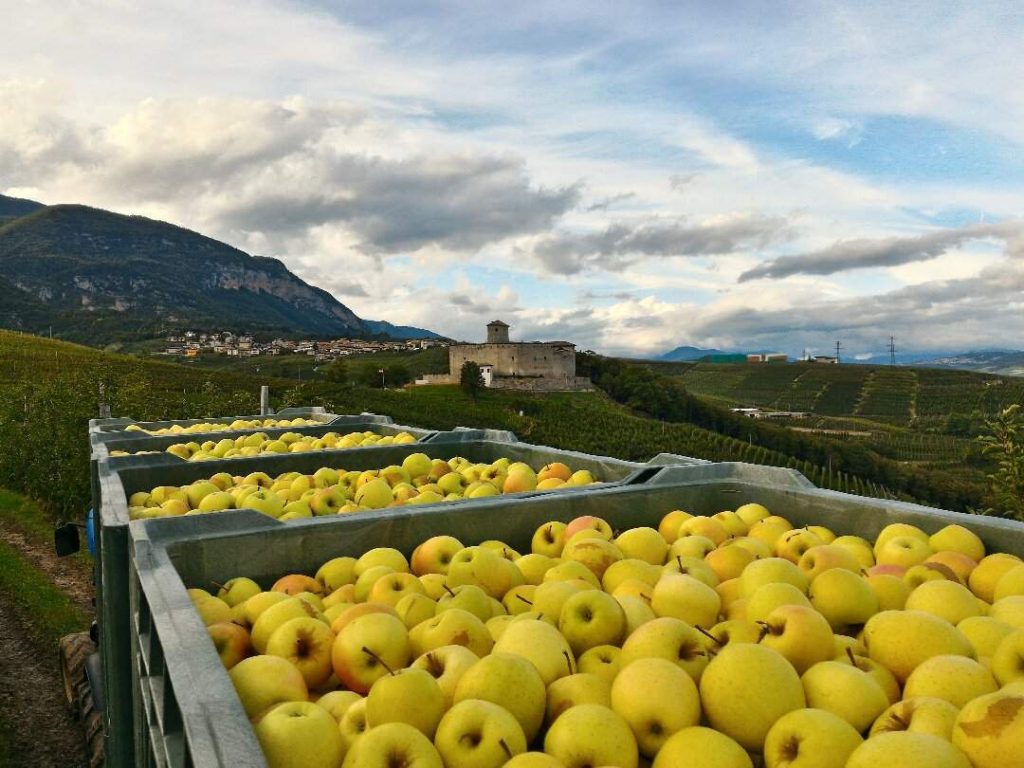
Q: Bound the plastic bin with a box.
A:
[90,418,436,462]
[96,433,697,767]
[88,407,347,447]
[125,461,1024,767]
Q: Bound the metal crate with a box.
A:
[126,461,1024,766]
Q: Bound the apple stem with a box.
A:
[210,580,226,591]
[695,625,724,647]
[516,594,534,605]
[563,650,575,675]
[442,584,456,597]
[361,646,395,676]
[499,739,512,758]
[845,647,860,667]
[755,620,770,642]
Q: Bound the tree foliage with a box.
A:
[978,404,1024,520]
[460,361,485,399]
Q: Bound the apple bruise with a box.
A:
[423,652,445,678]
[780,734,802,762]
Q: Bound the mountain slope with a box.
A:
[659,345,724,361]
[0,199,439,342]
[0,194,45,226]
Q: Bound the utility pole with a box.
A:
[835,340,842,364]
[889,335,896,366]
[379,368,385,389]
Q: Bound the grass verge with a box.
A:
[0,537,89,647]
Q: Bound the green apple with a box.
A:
[561,537,624,580]
[745,582,812,624]
[502,753,564,768]
[992,628,1024,685]
[546,672,611,726]
[341,721,443,768]
[436,584,493,622]
[316,689,361,722]
[395,593,436,629]
[366,667,444,738]
[650,573,720,627]
[739,558,809,597]
[493,618,575,686]
[652,726,752,768]
[705,545,755,583]
[970,554,1022,602]
[216,577,262,607]
[532,580,587,624]
[808,567,879,629]
[544,704,638,768]
[434,699,526,767]
[614,527,668,565]
[447,546,523,598]
[310,487,348,516]
[251,597,320,654]
[542,560,600,589]
[557,589,626,655]
[876,536,933,569]
[367,572,426,608]
[256,701,344,768]
[930,524,986,562]
[903,654,997,707]
[847,732,970,768]
[699,643,805,751]
[577,644,621,685]
[331,612,411,695]
[206,621,251,669]
[515,554,556,585]
[316,557,358,592]
[612,658,701,758]
[835,651,901,704]
[409,608,493,658]
[801,660,889,732]
[906,579,983,626]
[669,535,717,560]
[453,652,547,742]
[410,535,464,576]
[991,595,1024,628]
[870,697,960,740]
[198,490,235,513]
[865,573,911,611]
[763,707,862,768]
[863,610,974,683]
[620,616,710,683]
[411,644,479,708]
[185,481,221,509]
[759,604,834,674]
[617,594,657,637]
[266,616,335,689]
[776,529,826,564]
[831,535,876,569]
[228,654,308,718]
[952,689,1024,768]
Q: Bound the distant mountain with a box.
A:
[0,194,441,343]
[0,194,45,226]
[660,345,724,361]
[909,349,1024,377]
[363,319,445,340]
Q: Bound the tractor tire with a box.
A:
[58,632,95,714]
[59,632,105,767]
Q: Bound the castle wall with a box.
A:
[448,343,575,379]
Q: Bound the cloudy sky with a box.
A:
[3,1,1023,357]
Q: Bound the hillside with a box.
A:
[0,194,45,226]
[0,195,440,343]
[0,330,1005,525]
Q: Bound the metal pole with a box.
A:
[379,369,385,389]
[260,385,270,416]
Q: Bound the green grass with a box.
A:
[0,538,88,646]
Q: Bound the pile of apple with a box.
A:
[122,417,321,435]
[110,430,419,461]
[127,454,600,520]
[191,505,1024,768]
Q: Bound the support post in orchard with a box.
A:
[260,385,270,416]
[98,383,111,419]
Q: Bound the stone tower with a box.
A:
[486,320,510,344]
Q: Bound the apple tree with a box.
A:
[978,404,1024,520]
[460,361,485,399]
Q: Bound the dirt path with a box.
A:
[0,591,88,768]
[0,528,93,616]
